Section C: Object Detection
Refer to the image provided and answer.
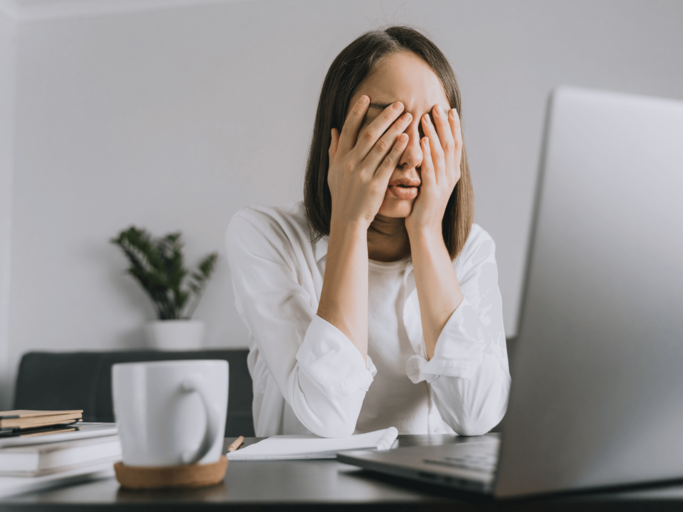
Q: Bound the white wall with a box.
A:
[2,0,683,407]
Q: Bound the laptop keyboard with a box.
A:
[423,444,499,474]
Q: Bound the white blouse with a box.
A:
[225,201,510,438]
[360,257,438,434]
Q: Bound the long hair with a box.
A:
[303,26,474,260]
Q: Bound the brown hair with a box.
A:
[303,26,474,260]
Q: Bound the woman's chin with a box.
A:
[378,198,415,219]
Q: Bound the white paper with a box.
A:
[227,427,398,461]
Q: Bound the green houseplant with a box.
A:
[112,226,218,349]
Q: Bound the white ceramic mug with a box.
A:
[112,360,228,467]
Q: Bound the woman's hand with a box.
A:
[405,105,463,237]
[406,106,465,360]
[320,95,411,360]
[328,95,413,230]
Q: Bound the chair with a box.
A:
[13,349,254,437]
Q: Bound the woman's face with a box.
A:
[347,51,451,219]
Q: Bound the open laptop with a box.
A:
[338,86,683,498]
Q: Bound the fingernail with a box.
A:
[399,133,408,143]
[402,112,412,122]
[423,114,431,125]
[393,101,404,111]
[436,105,444,116]
[360,95,369,104]
[449,108,457,118]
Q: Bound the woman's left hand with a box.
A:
[405,105,463,238]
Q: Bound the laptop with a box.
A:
[338,86,683,498]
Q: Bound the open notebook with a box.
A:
[227,427,398,460]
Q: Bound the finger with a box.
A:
[420,137,436,187]
[328,128,340,161]
[421,113,445,183]
[449,108,463,148]
[432,105,456,170]
[448,109,463,184]
[374,133,409,183]
[364,111,413,173]
[338,95,370,155]
[355,101,405,160]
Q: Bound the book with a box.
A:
[0,410,83,431]
[0,424,79,439]
[0,422,117,449]
[0,461,114,498]
[0,434,121,477]
[226,427,399,461]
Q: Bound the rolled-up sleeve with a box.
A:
[406,229,511,436]
[226,209,375,437]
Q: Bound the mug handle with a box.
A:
[179,377,221,465]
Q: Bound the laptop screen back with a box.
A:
[495,87,683,498]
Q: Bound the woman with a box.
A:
[226,26,510,438]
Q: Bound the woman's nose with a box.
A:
[398,118,423,169]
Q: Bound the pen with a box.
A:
[227,435,244,453]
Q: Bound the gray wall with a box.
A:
[0,8,16,405]
[2,0,682,408]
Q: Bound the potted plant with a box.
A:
[111,227,218,350]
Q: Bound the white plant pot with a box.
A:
[145,320,205,350]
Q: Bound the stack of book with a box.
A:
[0,410,83,437]
[0,411,120,498]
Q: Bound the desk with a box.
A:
[3,435,683,511]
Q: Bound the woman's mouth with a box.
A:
[386,177,421,200]
[386,184,419,200]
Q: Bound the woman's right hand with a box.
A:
[327,95,413,229]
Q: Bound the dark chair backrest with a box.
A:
[13,349,254,437]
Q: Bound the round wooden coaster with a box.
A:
[114,455,228,490]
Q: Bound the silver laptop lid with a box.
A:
[495,87,683,498]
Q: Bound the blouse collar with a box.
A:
[312,234,329,263]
